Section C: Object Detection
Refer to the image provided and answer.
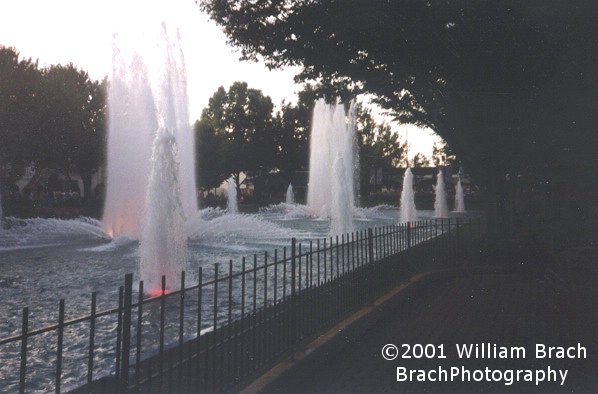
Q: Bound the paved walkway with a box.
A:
[260,251,598,393]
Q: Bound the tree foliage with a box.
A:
[195,82,408,199]
[411,153,431,168]
[199,1,598,187]
[432,139,456,167]
[271,84,319,181]
[0,47,43,180]
[355,105,408,194]
[41,65,107,198]
[0,47,107,199]
[194,82,277,192]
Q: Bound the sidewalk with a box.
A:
[257,249,598,393]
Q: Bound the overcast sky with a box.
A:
[0,0,439,159]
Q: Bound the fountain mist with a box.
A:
[139,131,187,291]
[455,178,466,212]
[102,11,196,238]
[227,178,238,214]
[286,183,295,204]
[307,99,358,218]
[330,154,355,236]
[399,168,418,223]
[434,169,449,218]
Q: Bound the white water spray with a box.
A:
[286,184,295,204]
[399,168,418,223]
[434,169,449,218]
[330,154,355,236]
[349,102,361,207]
[139,131,187,291]
[227,178,238,215]
[455,179,466,212]
[102,6,196,238]
[307,99,358,218]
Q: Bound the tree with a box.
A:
[194,116,227,190]
[39,64,107,201]
[0,47,43,181]
[199,1,598,191]
[0,48,106,201]
[411,153,431,168]
[195,82,277,195]
[432,139,456,167]
[272,84,318,182]
[356,106,408,194]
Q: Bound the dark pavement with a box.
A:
[261,249,598,393]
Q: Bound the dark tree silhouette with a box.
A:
[199,1,598,190]
[432,140,456,167]
[0,47,43,181]
[40,64,107,201]
[195,82,277,195]
[1,48,106,201]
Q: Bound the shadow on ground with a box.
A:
[261,246,598,393]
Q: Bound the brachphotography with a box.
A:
[397,366,568,386]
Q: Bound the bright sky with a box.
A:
[0,0,439,159]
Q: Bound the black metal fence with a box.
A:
[0,217,485,393]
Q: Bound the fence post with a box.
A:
[115,286,124,383]
[456,218,461,260]
[367,228,374,304]
[135,282,143,392]
[407,222,412,249]
[179,271,186,391]
[55,299,65,394]
[367,228,374,264]
[19,307,28,394]
[290,237,297,360]
[121,273,133,390]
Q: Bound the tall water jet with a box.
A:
[349,102,361,207]
[307,99,358,218]
[102,5,197,238]
[139,130,187,293]
[454,178,466,212]
[434,169,449,218]
[330,154,354,236]
[286,183,295,204]
[227,178,238,215]
[307,100,332,217]
[399,168,418,223]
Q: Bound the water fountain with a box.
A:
[349,104,361,207]
[434,169,449,218]
[330,154,355,236]
[227,178,238,214]
[139,131,187,292]
[399,168,418,223]
[306,99,358,218]
[286,183,295,204]
[102,16,196,238]
[454,178,466,212]
[0,5,455,391]
[98,5,197,294]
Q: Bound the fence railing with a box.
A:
[0,217,485,393]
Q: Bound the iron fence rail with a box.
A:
[0,218,484,393]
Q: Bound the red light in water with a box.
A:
[147,288,169,297]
